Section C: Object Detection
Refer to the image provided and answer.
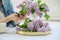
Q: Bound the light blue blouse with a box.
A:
[2,0,14,17]
[1,0,16,27]
[0,5,4,13]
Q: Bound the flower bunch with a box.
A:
[17,0,50,20]
[16,0,51,32]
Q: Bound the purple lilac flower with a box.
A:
[27,9,32,15]
[45,6,49,11]
[36,12,43,17]
[37,27,46,32]
[26,3,32,15]
[17,1,23,9]
[45,26,51,31]
[43,22,49,27]
[17,5,20,8]
[26,3,32,9]
[27,22,34,30]
[33,2,42,17]
[45,6,49,13]
[24,0,32,4]
[16,27,24,31]
[32,19,43,28]
[35,23,40,29]
[33,2,38,9]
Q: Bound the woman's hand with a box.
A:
[0,13,25,24]
[9,13,25,24]
[9,13,20,21]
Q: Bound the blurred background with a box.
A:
[11,0,60,21]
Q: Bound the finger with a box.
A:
[13,12,20,17]
[15,12,20,17]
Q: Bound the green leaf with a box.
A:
[18,19,31,28]
[32,0,33,1]
[17,24,21,27]
[37,0,41,4]
[23,29,27,32]
[19,4,27,15]
[39,6,46,12]
[40,3,46,8]
[44,14,50,20]
[39,3,47,12]
[25,18,32,22]
[31,8,35,14]
[37,0,41,8]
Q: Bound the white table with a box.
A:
[0,21,60,40]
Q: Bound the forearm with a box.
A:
[0,16,11,23]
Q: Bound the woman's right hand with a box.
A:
[8,13,25,24]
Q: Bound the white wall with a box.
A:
[11,0,60,20]
[42,0,60,20]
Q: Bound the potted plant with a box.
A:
[16,0,51,36]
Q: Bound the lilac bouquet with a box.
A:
[17,0,51,32]
[17,0,50,20]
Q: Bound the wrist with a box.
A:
[4,16,12,22]
[7,16,12,21]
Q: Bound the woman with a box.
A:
[0,0,19,27]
